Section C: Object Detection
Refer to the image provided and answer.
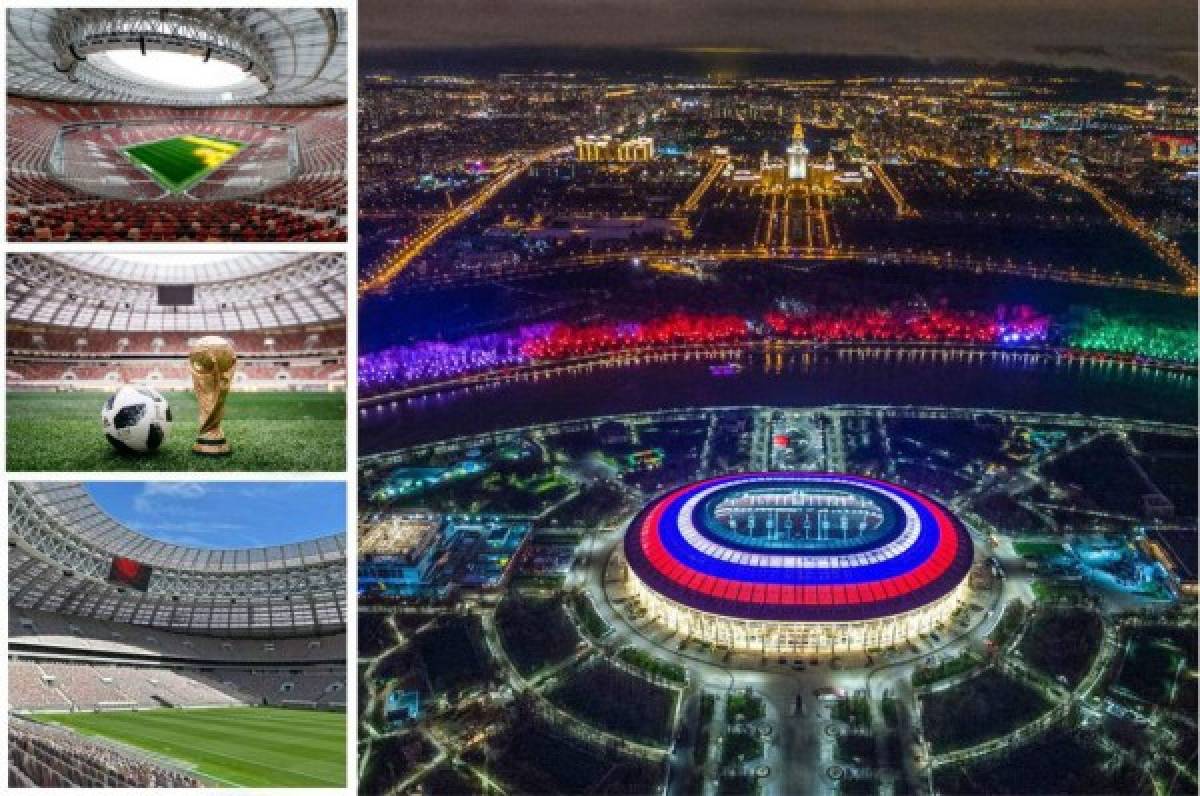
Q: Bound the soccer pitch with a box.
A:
[7,391,345,472]
[124,135,245,193]
[32,707,345,788]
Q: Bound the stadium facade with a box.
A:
[622,473,975,655]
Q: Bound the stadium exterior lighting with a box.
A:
[623,473,975,656]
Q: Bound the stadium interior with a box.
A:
[6,252,347,392]
[6,8,347,242]
[8,482,347,788]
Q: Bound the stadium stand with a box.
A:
[8,661,345,712]
[6,252,346,392]
[12,610,344,663]
[6,9,347,242]
[10,718,201,787]
[9,662,73,711]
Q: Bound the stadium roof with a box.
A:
[7,8,347,106]
[54,253,302,283]
[624,473,974,623]
[9,482,345,637]
[7,252,346,332]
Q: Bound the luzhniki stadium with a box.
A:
[622,472,976,655]
[7,7,347,242]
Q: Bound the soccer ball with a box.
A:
[101,385,172,454]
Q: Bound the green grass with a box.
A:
[570,592,613,640]
[912,651,983,688]
[726,691,765,722]
[124,134,245,193]
[30,707,344,788]
[617,646,688,685]
[7,391,345,472]
[1013,540,1068,559]
[1031,579,1090,603]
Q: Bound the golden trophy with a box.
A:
[189,335,237,455]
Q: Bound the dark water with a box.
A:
[359,357,1197,454]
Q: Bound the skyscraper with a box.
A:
[787,118,809,181]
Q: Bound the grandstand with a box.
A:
[8,481,347,788]
[6,8,347,242]
[10,717,202,788]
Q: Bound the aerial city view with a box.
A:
[356,3,1197,795]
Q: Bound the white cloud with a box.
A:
[133,482,207,514]
[121,519,262,548]
[142,482,207,499]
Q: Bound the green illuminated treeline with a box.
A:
[1069,312,1198,364]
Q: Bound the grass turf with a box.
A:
[1012,540,1068,559]
[124,134,245,193]
[31,707,344,788]
[7,391,345,472]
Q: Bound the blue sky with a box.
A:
[86,482,346,549]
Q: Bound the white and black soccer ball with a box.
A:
[101,385,172,454]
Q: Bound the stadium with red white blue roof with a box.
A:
[622,472,975,655]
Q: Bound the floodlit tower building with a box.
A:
[574,134,655,162]
[574,134,613,162]
[786,118,809,181]
[617,136,655,161]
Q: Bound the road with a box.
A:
[360,143,570,293]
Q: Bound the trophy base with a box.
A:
[192,437,232,456]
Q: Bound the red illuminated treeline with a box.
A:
[763,305,1047,345]
[521,313,749,359]
[515,306,1050,362]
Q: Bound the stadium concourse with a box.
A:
[7,482,347,788]
[6,8,347,242]
[6,252,347,392]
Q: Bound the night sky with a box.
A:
[360,0,1197,81]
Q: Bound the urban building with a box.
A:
[574,134,656,162]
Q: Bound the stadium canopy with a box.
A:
[8,483,345,637]
[7,8,347,106]
[6,252,346,332]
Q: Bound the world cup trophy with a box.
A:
[189,335,237,455]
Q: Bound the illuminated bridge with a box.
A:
[389,245,1193,297]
